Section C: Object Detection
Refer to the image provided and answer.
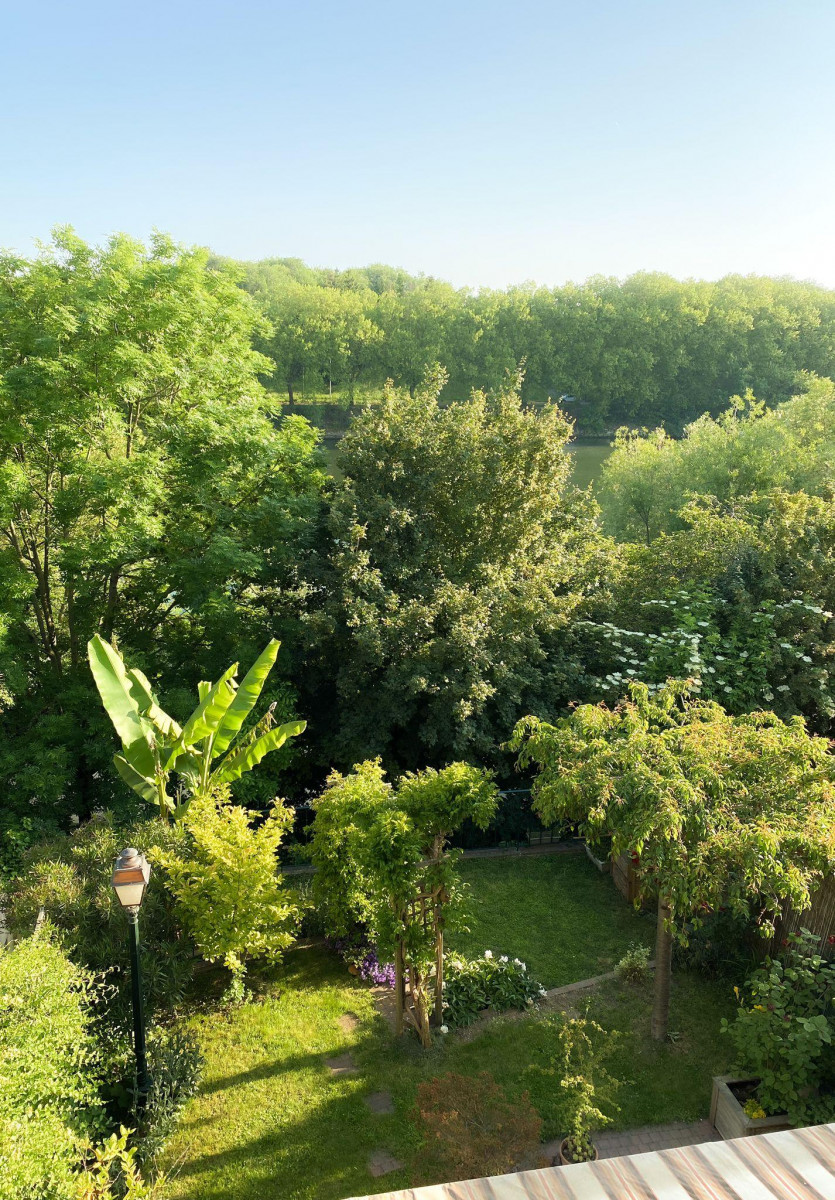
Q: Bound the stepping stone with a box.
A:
[325,1052,358,1076]
[365,1090,394,1115]
[338,1012,360,1033]
[368,1149,403,1177]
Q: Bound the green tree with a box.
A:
[309,365,610,768]
[310,759,498,1045]
[510,681,835,1040]
[0,230,324,841]
[598,375,835,543]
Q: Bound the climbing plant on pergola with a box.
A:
[510,680,835,1040]
[310,760,498,1046]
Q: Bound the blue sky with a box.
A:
[2,1,834,288]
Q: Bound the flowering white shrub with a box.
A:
[442,952,546,1026]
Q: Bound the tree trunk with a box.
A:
[651,896,673,1041]
[287,380,295,409]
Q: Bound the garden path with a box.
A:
[590,1119,721,1157]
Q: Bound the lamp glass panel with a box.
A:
[114,879,146,908]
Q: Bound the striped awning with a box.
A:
[351,1123,835,1200]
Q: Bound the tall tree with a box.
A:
[510,681,835,1040]
[306,366,610,769]
[0,229,324,840]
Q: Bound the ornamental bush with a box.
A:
[413,1072,542,1184]
[721,929,835,1125]
[442,952,546,1026]
[5,812,194,1030]
[0,930,104,1200]
[157,786,299,987]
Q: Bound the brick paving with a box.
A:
[541,1120,720,1162]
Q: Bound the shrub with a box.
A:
[529,1011,621,1162]
[158,787,299,986]
[672,907,757,980]
[5,812,194,1030]
[721,929,835,1124]
[76,1126,165,1199]
[0,930,104,1200]
[413,1072,542,1183]
[615,942,651,983]
[442,952,546,1026]
[326,933,396,987]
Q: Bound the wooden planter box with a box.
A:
[710,1076,792,1140]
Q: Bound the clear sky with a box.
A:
[2,0,834,289]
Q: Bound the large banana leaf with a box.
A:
[114,753,161,807]
[213,719,306,783]
[211,639,281,757]
[88,636,156,777]
[127,668,181,738]
[178,663,239,748]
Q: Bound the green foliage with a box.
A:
[158,787,298,981]
[442,952,546,1026]
[88,636,306,819]
[615,942,651,983]
[599,376,835,543]
[76,1126,165,1200]
[722,930,835,1125]
[672,908,757,980]
[412,1072,542,1184]
[310,365,609,768]
[5,813,194,1027]
[529,1012,621,1161]
[240,259,835,431]
[136,1027,203,1168]
[0,931,103,1200]
[308,760,388,939]
[511,681,835,936]
[311,760,498,965]
[0,230,325,833]
[311,759,498,1043]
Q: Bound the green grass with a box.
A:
[449,853,654,988]
[162,861,733,1200]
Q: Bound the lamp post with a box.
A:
[112,847,152,1107]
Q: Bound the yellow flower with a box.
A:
[753,1004,765,1011]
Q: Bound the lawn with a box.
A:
[162,949,734,1200]
[450,852,654,987]
[162,859,733,1200]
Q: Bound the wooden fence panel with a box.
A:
[768,875,835,958]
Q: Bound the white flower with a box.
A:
[538,986,547,996]
[70,814,80,826]
[526,997,534,1006]
[776,685,790,692]
[483,950,493,959]
[513,958,523,966]
[439,1024,449,1034]
[500,955,508,963]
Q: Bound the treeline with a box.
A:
[228,255,835,430]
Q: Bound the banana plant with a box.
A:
[87,635,306,820]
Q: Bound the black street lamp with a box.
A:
[112,847,152,1107]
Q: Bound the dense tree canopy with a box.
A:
[234,260,835,430]
[0,230,325,849]
[598,374,835,542]
[304,366,610,770]
[510,681,835,1038]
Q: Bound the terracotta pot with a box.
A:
[557,1137,598,1166]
